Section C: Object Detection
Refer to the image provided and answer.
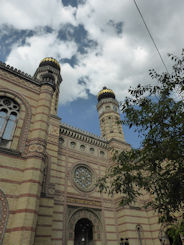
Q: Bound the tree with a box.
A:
[97,51,184,224]
[167,220,184,245]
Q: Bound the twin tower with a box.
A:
[35,57,125,143]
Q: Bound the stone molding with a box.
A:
[67,197,101,207]
[71,163,96,193]
[108,137,131,147]
[33,65,62,85]
[0,88,32,154]
[60,123,107,148]
[0,61,40,86]
[67,207,103,241]
[0,146,21,156]
[41,154,56,198]
[0,189,9,244]
[96,97,119,110]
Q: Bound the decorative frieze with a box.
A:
[0,189,9,244]
[0,61,40,86]
[60,123,107,149]
[67,197,101,207]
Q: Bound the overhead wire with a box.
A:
[133,0,168,73]
[133,0,184,100]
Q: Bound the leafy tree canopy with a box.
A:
[97,51,184,224]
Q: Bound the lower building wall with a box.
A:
[1,137,163,245]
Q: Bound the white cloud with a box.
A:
[59,63,88,104]
[2,0,184,104]
[0,0,76,29]
[6,32,77,74]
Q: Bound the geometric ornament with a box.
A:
[0,189,9,244]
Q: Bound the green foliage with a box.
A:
[97,51,184,223]
[167,220,184,245]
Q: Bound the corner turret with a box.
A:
[97,87,125,142]
[34,57,62,115]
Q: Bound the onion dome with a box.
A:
[39,57,60,71]
[97,87,115,102]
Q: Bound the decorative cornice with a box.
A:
[97,97,119,110]
[33,65,62,84]
[60,122,107,148]
[0,189,9,244]
[97,88,115,97]
[0,146,21,156]
[0,61,40,86]
[108,137,131,147]
[40,57,60,70]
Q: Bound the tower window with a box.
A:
[105,105,110,110]
[0,96,19,146]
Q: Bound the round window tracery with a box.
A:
[73,165,95,192]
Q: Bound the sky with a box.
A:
[0,0,184,148]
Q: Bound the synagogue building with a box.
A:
[0,57,164,245]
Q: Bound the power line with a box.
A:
[133,0,168,72]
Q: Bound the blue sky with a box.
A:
[0,0,184,148]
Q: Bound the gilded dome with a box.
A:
[97,87,115,102]
[39,57,60,71]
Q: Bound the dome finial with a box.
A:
[39,57,60,71]
[97,87,115,102]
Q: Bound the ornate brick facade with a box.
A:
[0,58,164,245]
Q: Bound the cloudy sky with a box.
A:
[0,0,183,148]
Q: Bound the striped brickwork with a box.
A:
[0,61,163,245]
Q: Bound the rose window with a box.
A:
[73,165,93,191]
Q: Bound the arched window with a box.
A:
[0,96,19,146]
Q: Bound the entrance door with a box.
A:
[74,218,93,245]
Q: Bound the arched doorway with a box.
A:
[74,218,93,245]
[67,208,104,245]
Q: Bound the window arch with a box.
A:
[0,96,20,146]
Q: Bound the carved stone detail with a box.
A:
[67,207,102,241]
[41,155,56,198]
[60,122,107,148]
[0,189,9,244]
